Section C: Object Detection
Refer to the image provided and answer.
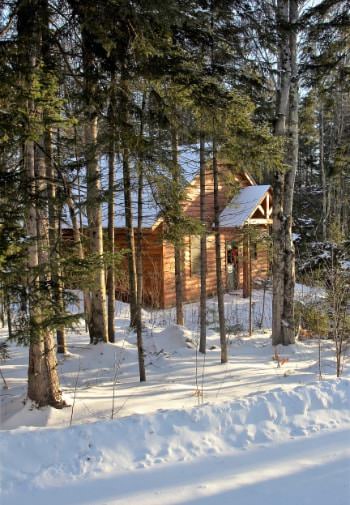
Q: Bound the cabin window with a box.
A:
[190,236,201,276]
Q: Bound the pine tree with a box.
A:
[17,0,64,407]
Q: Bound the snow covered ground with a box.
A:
[1,287,349,504]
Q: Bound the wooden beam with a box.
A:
[257,204,265,215]
[247,218,272,225]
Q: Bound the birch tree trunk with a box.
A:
[213,135,227,363]
[82,32,108,344]
[281,0,298,346]
[199,132,207,354]
[84,116,108,343]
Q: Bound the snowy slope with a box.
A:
[1,379,349,503]
[1,287,349,505]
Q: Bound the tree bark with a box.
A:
[18,0,64,407]
[248,232,253,336]
[319,106,327,240]
[136,93,146,382]
[272,0,299,346]
[5,292,12,338]
[82,31,108,344]
[282,0,299,345]
[171,129,184,326]
[46,129,67,354]
[272,171,285,346]
[242,231,250,298]
[281,0,298,346]
[107,90,116,343]
[213,135,227,363]
[41,1,66,354]
[84,117,108,343]
[199,132,207,354]
[122,145,138,328]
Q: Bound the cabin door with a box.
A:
[226,242,239,291]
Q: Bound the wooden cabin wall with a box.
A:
[162,234,221,308]
[114,228,164,308]
[162,226,270,309]
[63,223,270,309]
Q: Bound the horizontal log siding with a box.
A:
[163,233,225,308]
[63,222,270,309]
[114,228,164,308]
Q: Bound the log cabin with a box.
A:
[63,149,272,309]
[112,157,273,309]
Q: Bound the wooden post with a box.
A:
[242,229,249,298]
[248,232,253,336]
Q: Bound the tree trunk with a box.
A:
[84,117,108,343]
[242,231,250,298]
[82,31,108,344]
[248,232,253,336]
[281,0,298,346]
[136,93,146,382]
[18,1,64,407]
[199,132,207,354]
[272,0,292,346]
[119,67,138,329]
[272,171,285,346]
[107,127,116,343]
[41,1,66,354]
[171,129,184,326]
[319,107,327,240]
[5,292,12,338]
[213,136,227,363]
[122,147,138,328]
[30,138,64,406]
[46,129,67,354]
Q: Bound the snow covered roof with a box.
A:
[113,179,160,228]
[62,146,268,230]
[219,185,270,228]
[113,145,203,228]
[62,145,204,229]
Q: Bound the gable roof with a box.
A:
[218,185,271,228]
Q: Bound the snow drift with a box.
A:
[1,379,349,497]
